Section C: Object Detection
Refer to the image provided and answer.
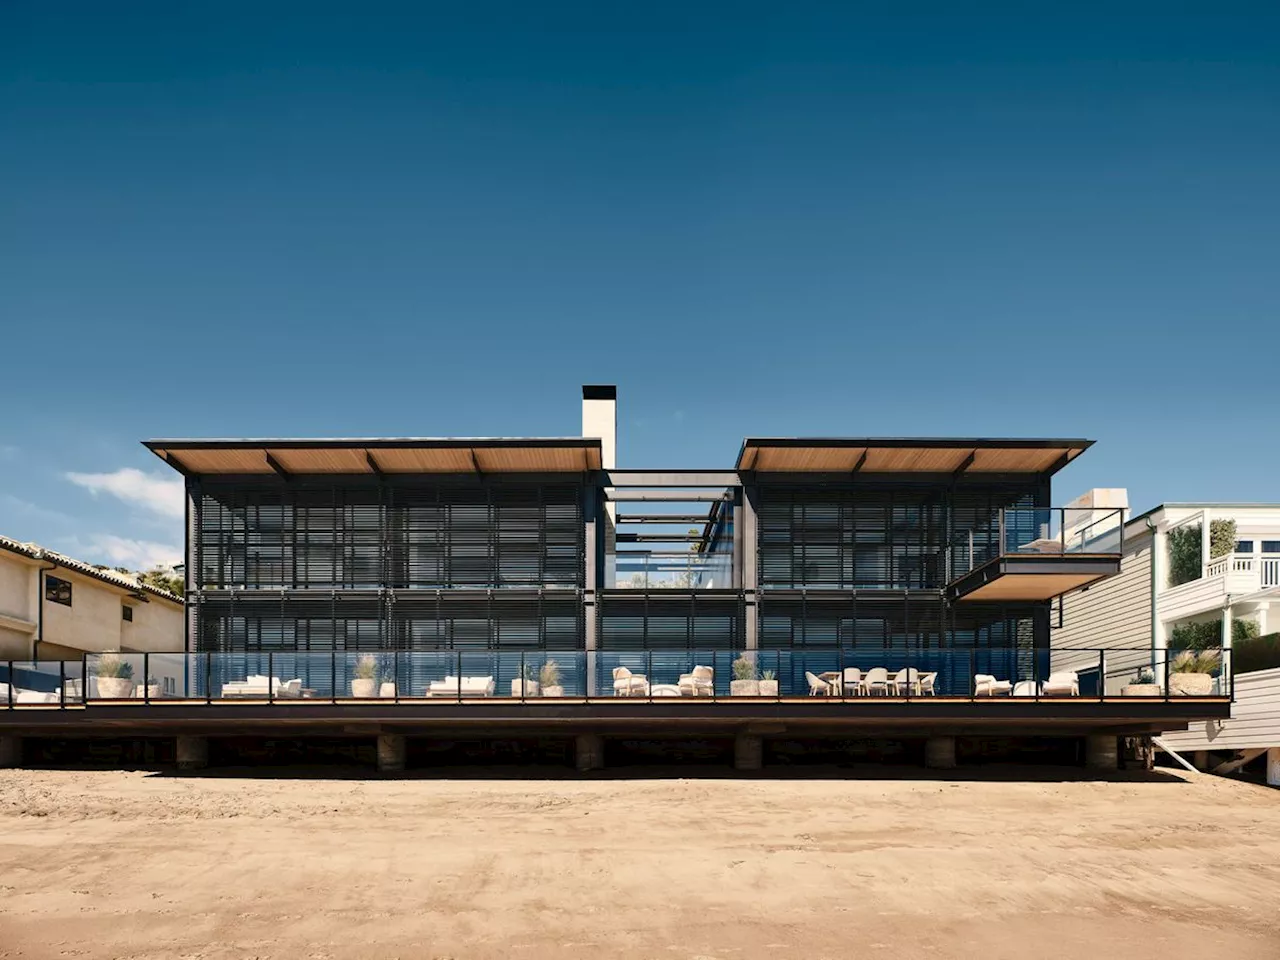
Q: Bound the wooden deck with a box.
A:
[0,695,1232,739]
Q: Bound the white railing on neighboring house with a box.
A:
[1264,557,1280,589]
[1206,553,1256,579]
[1200,553,1280,591]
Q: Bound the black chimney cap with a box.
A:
[582,385,617,400]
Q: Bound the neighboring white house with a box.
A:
[1052,496,1280,786]
[0,534,184,662]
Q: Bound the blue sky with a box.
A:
[1,3,1278,569]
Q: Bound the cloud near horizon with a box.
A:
[60,533,182,572]
[65,468,184,521]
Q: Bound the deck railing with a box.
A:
[1203,552,1280,589]
[944,507,1126,581]
[0,646,1231,708]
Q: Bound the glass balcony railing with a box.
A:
[612,551,732,589]
[2,647,1230,706]
[946,507,1126,580]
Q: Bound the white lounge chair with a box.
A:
[861,667,890,696]
[890,668,921,696]
[1041,671,1080,696]
[612,666,650,697]
[426,675,495,697]
[805,671,834,696]
[974,674,1013,696]
[841,667,862,696]
[918,672,938,696]
[678,665,714,697]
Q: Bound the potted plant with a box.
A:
[351,655,379,698]
[511,663,540,698]
[539,659,564,698]
[1169,650,1220,696]
[758,669,779,697]
[95,653,135,699]
[142,676,163,699]
[1121,665,1160,697]
[730,656,759,696]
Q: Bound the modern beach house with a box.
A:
[0,387,1231,773]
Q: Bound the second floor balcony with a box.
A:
[945,507,1125,602]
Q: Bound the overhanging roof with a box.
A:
[736,438,1092,475]
[145,438,603,477]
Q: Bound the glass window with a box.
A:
[45,575,72,606]
[1236,540,1255,553]
[1262,541,1280,554]
[122,605,134,622]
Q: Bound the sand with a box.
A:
[0,766,1277,959]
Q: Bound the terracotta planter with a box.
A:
[511,679,540,698]
[97,677,135,699]
[351,678,377,698]
[1169,673,1213,696]
[758,680,779,697]
[1121,683,1161,697]
[542,685,565,698]
[143,683,162,699]
[730,679,760,697]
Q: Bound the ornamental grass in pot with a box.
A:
[511,663,540,698]
[539,659,564,698]
[351,655,379,698]
[95,653,135,699]
[1169,650,1220,696]
[730,656,759,696]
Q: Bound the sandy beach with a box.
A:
[1,766,1277,959]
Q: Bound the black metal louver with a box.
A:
[196,480,584,591]
[598,591,744,650]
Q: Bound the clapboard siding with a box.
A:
[1160,666,1280,752]
[1052,531,1151,689]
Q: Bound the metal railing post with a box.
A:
[206,651,212,704]
[457,650,462,703]
[144,653,150,704]
[1098,649,1106,701]
[969,649,974,700]
[394,651,400,704]
[268,652,274,704]
[331,650,337,705]
[6,660,12,709]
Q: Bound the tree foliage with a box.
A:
[1167,525,1202,587]
[1208,518,1237,560]
[138,567,184,597]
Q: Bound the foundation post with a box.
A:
[1085,734,1118,771]
[176,735,208,771]
[925,736,957,769]
[734,733,763,771]
[0,736,20,768]
[377,734,406,774]
[575,733,603,771]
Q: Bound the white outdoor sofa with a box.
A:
[612,666,650,697]
[974,674,1014,696]
[426,675,495,698]
[221,676,303,698]
[678,665,714,697]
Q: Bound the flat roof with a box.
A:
[145,438,603,477]
[736,438,1092,475]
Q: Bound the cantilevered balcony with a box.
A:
[945,507,1124,602]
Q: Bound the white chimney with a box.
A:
[583,385,617,586]
[581,385,616,469]
[1062,488,1129,549]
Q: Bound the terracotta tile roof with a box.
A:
[0,535,183,605]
